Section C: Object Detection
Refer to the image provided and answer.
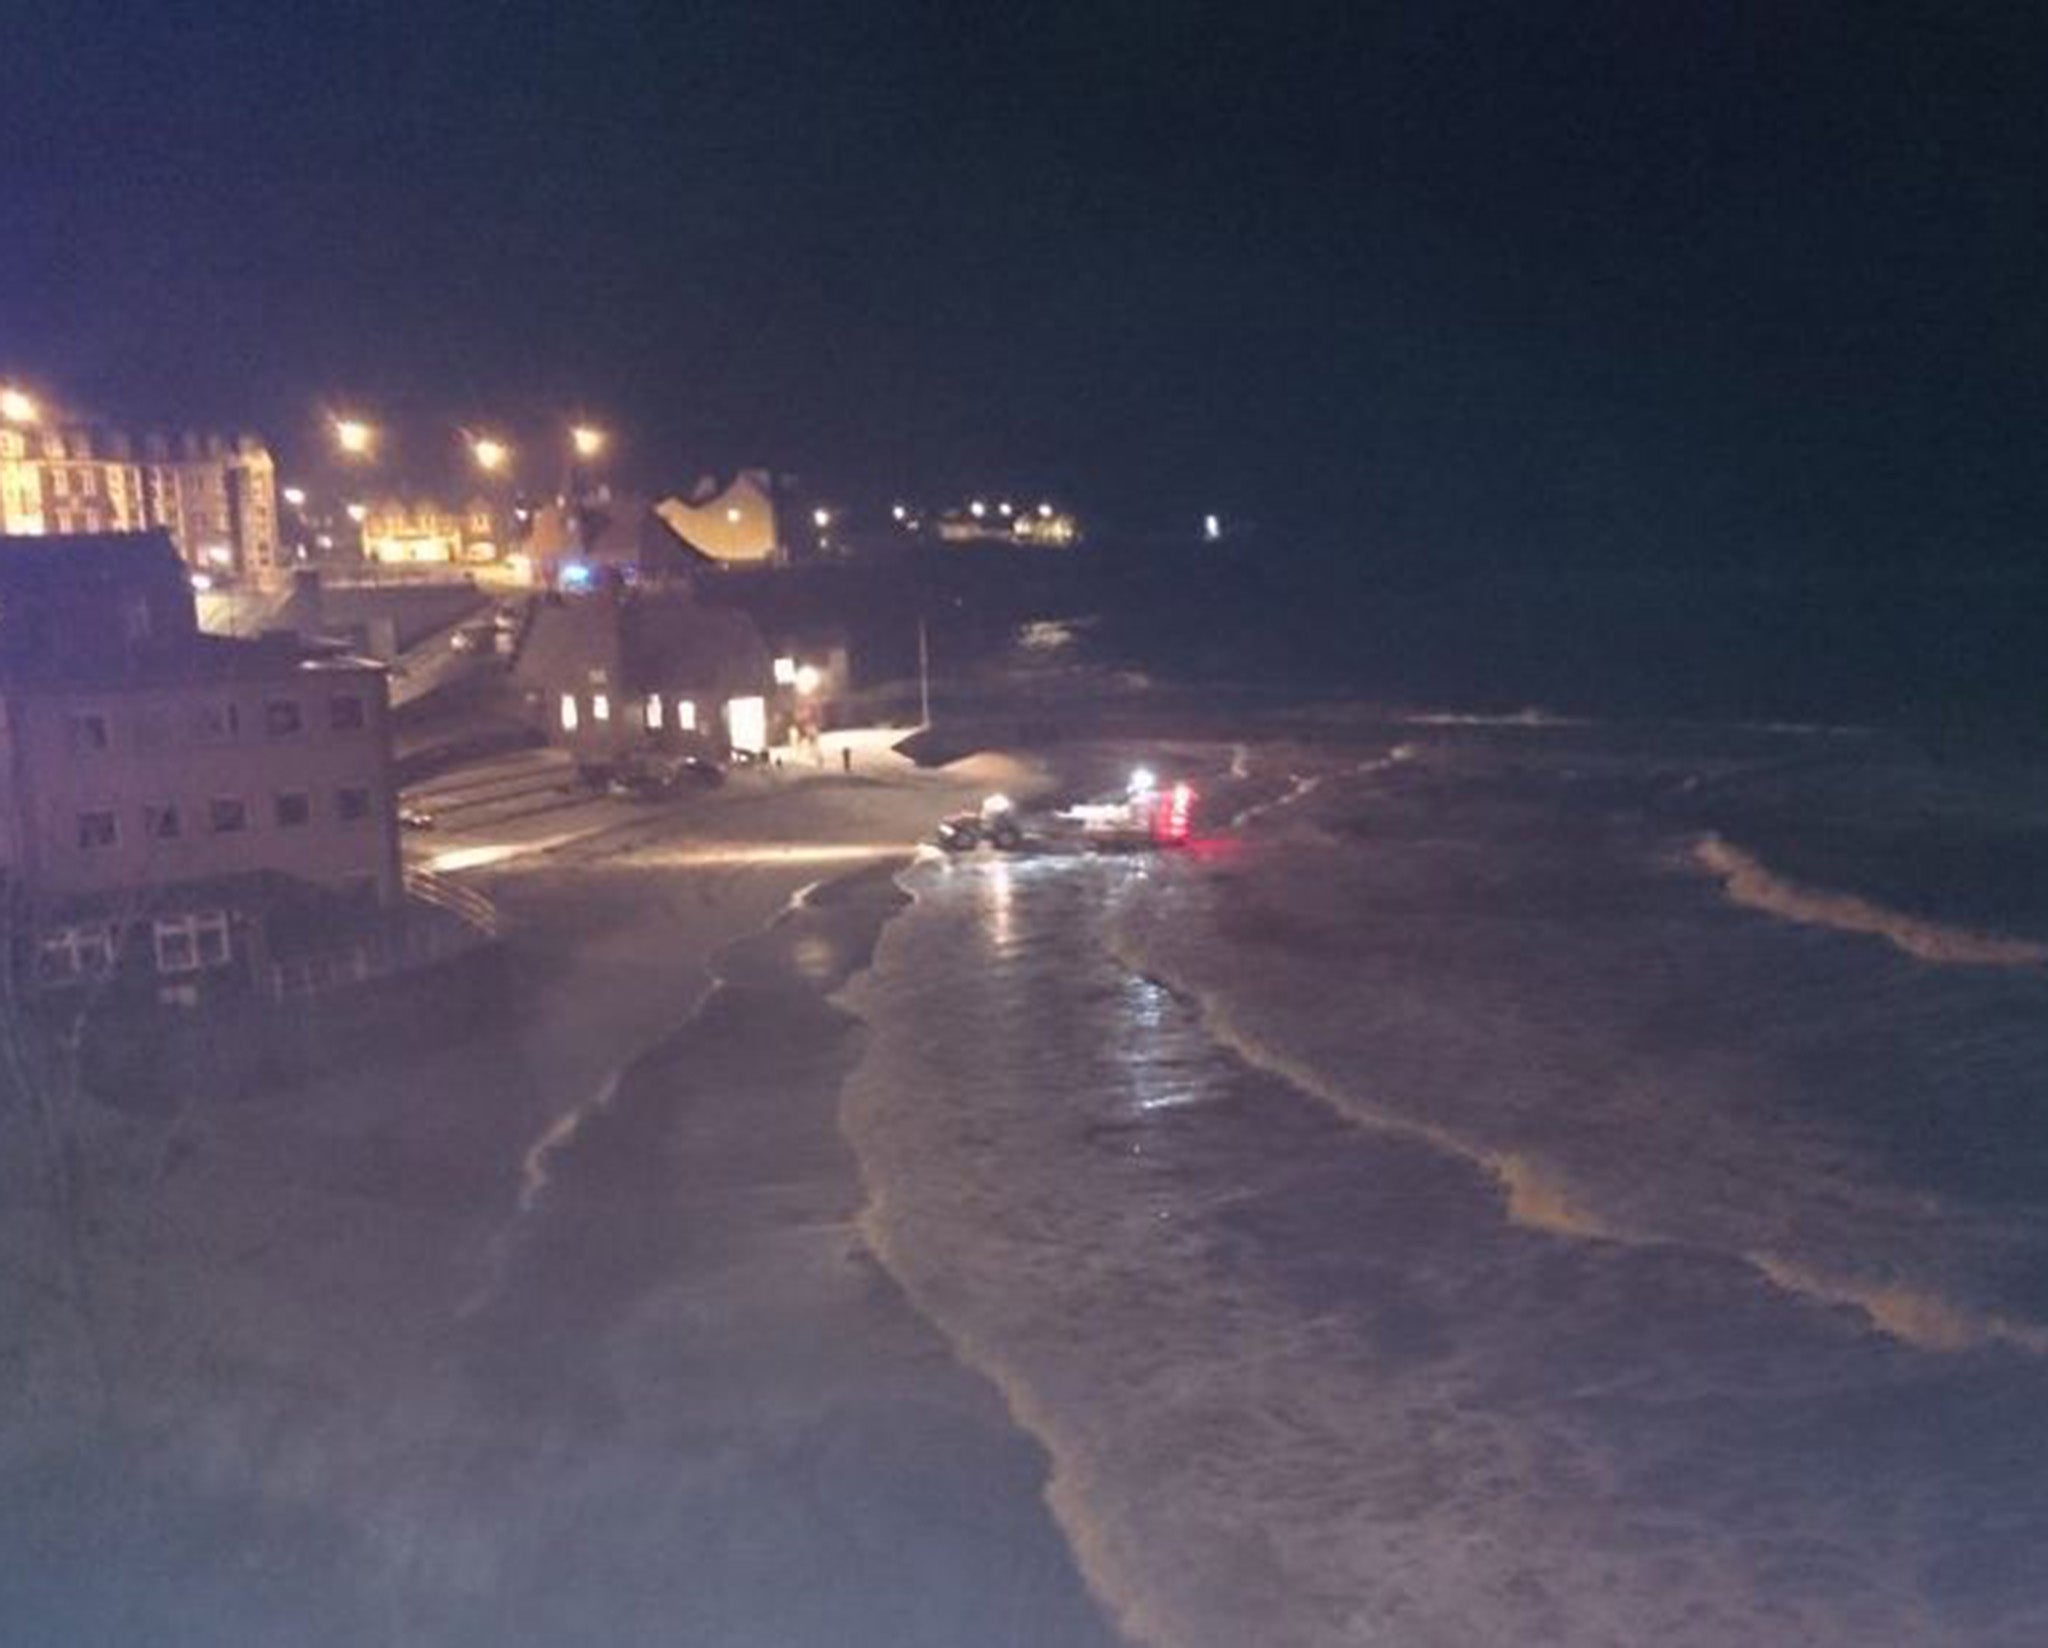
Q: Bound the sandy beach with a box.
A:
[0,750,1125,1646]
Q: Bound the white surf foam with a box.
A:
[1109,892,2048,1361]
[1694,835,2047,968]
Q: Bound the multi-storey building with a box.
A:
[0,531,400,1002]
[0,425,281,585]
[359,495,501,566]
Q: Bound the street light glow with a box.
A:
[1037,501,1054,518]
[794,663,824,695]
[811,506,831,529]
[571,424,606,459]
[0,387,40,425]
[1203,512,1222,541]
[970,499,988,518]
[891,503,908,522]
[471,436,510,473]
[333,417,375,457]
[345,502,368,524]
[282,486,307,507]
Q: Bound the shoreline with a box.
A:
[0,748,1125,1645]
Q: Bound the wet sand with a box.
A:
[0,756,1121,1645]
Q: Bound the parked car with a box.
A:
[606,752,723,800]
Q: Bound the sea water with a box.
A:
[837,716,2048,1646]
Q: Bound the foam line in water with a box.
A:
[1752,1255,2048,1356]
[1694,835,2047,968]
[1104,924,1614,1243]
[1110,921,2048,1360]
[848,1189,1172,1648]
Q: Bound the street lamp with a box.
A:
[0,386,40,425]
[332,416,375,457]
[570,424,606,461]
[282,486,307,508]
[811,506,831,529]
[471,436,510,474]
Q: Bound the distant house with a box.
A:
[652,470,787,566]
[358,496,501,566]
[513,585,777,774]
[0,531,401,1004]
[528,493,702,587]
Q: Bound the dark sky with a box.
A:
[3,2,2043,567]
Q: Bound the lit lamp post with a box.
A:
[563,425,607,561]
[324,417,379,565]
[466,434,516,573]
[332,416,376,459]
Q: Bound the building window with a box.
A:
[144,802,182,841]
[559,693,579,732]
[153,911,231,975]
[77,810,118,850]
[68,712,110,752]
[329,694,366,731]
[198,701,239,740]
[264,699,303,736]
[676,698,698,731]
[724,695,767,754]
[645,694,664,730]
[209,797,248,834]
[38,922,119,983]
[592,693,611,722]
[336,786,371,822]
[274,791,312,827]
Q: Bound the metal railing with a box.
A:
[265,874,501,999]
[402,866,502,937]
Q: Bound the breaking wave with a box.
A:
[1694,835,2047,968]
[1110,914,2048,1361]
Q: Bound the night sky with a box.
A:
[3,2,2043,568]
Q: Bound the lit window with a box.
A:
[209,797,248,834]
[559,693,579,732]
[329,695,366,731]
[592,693,610,722]
[676,698,697,731]
[773,656,796,684]
[274,791,311,827]
[265,699,303,736]
[724,695,767,753]
[77,810,118,849]
[152,911,231,975]
[38,923,119,983]
[645,694,664,729]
